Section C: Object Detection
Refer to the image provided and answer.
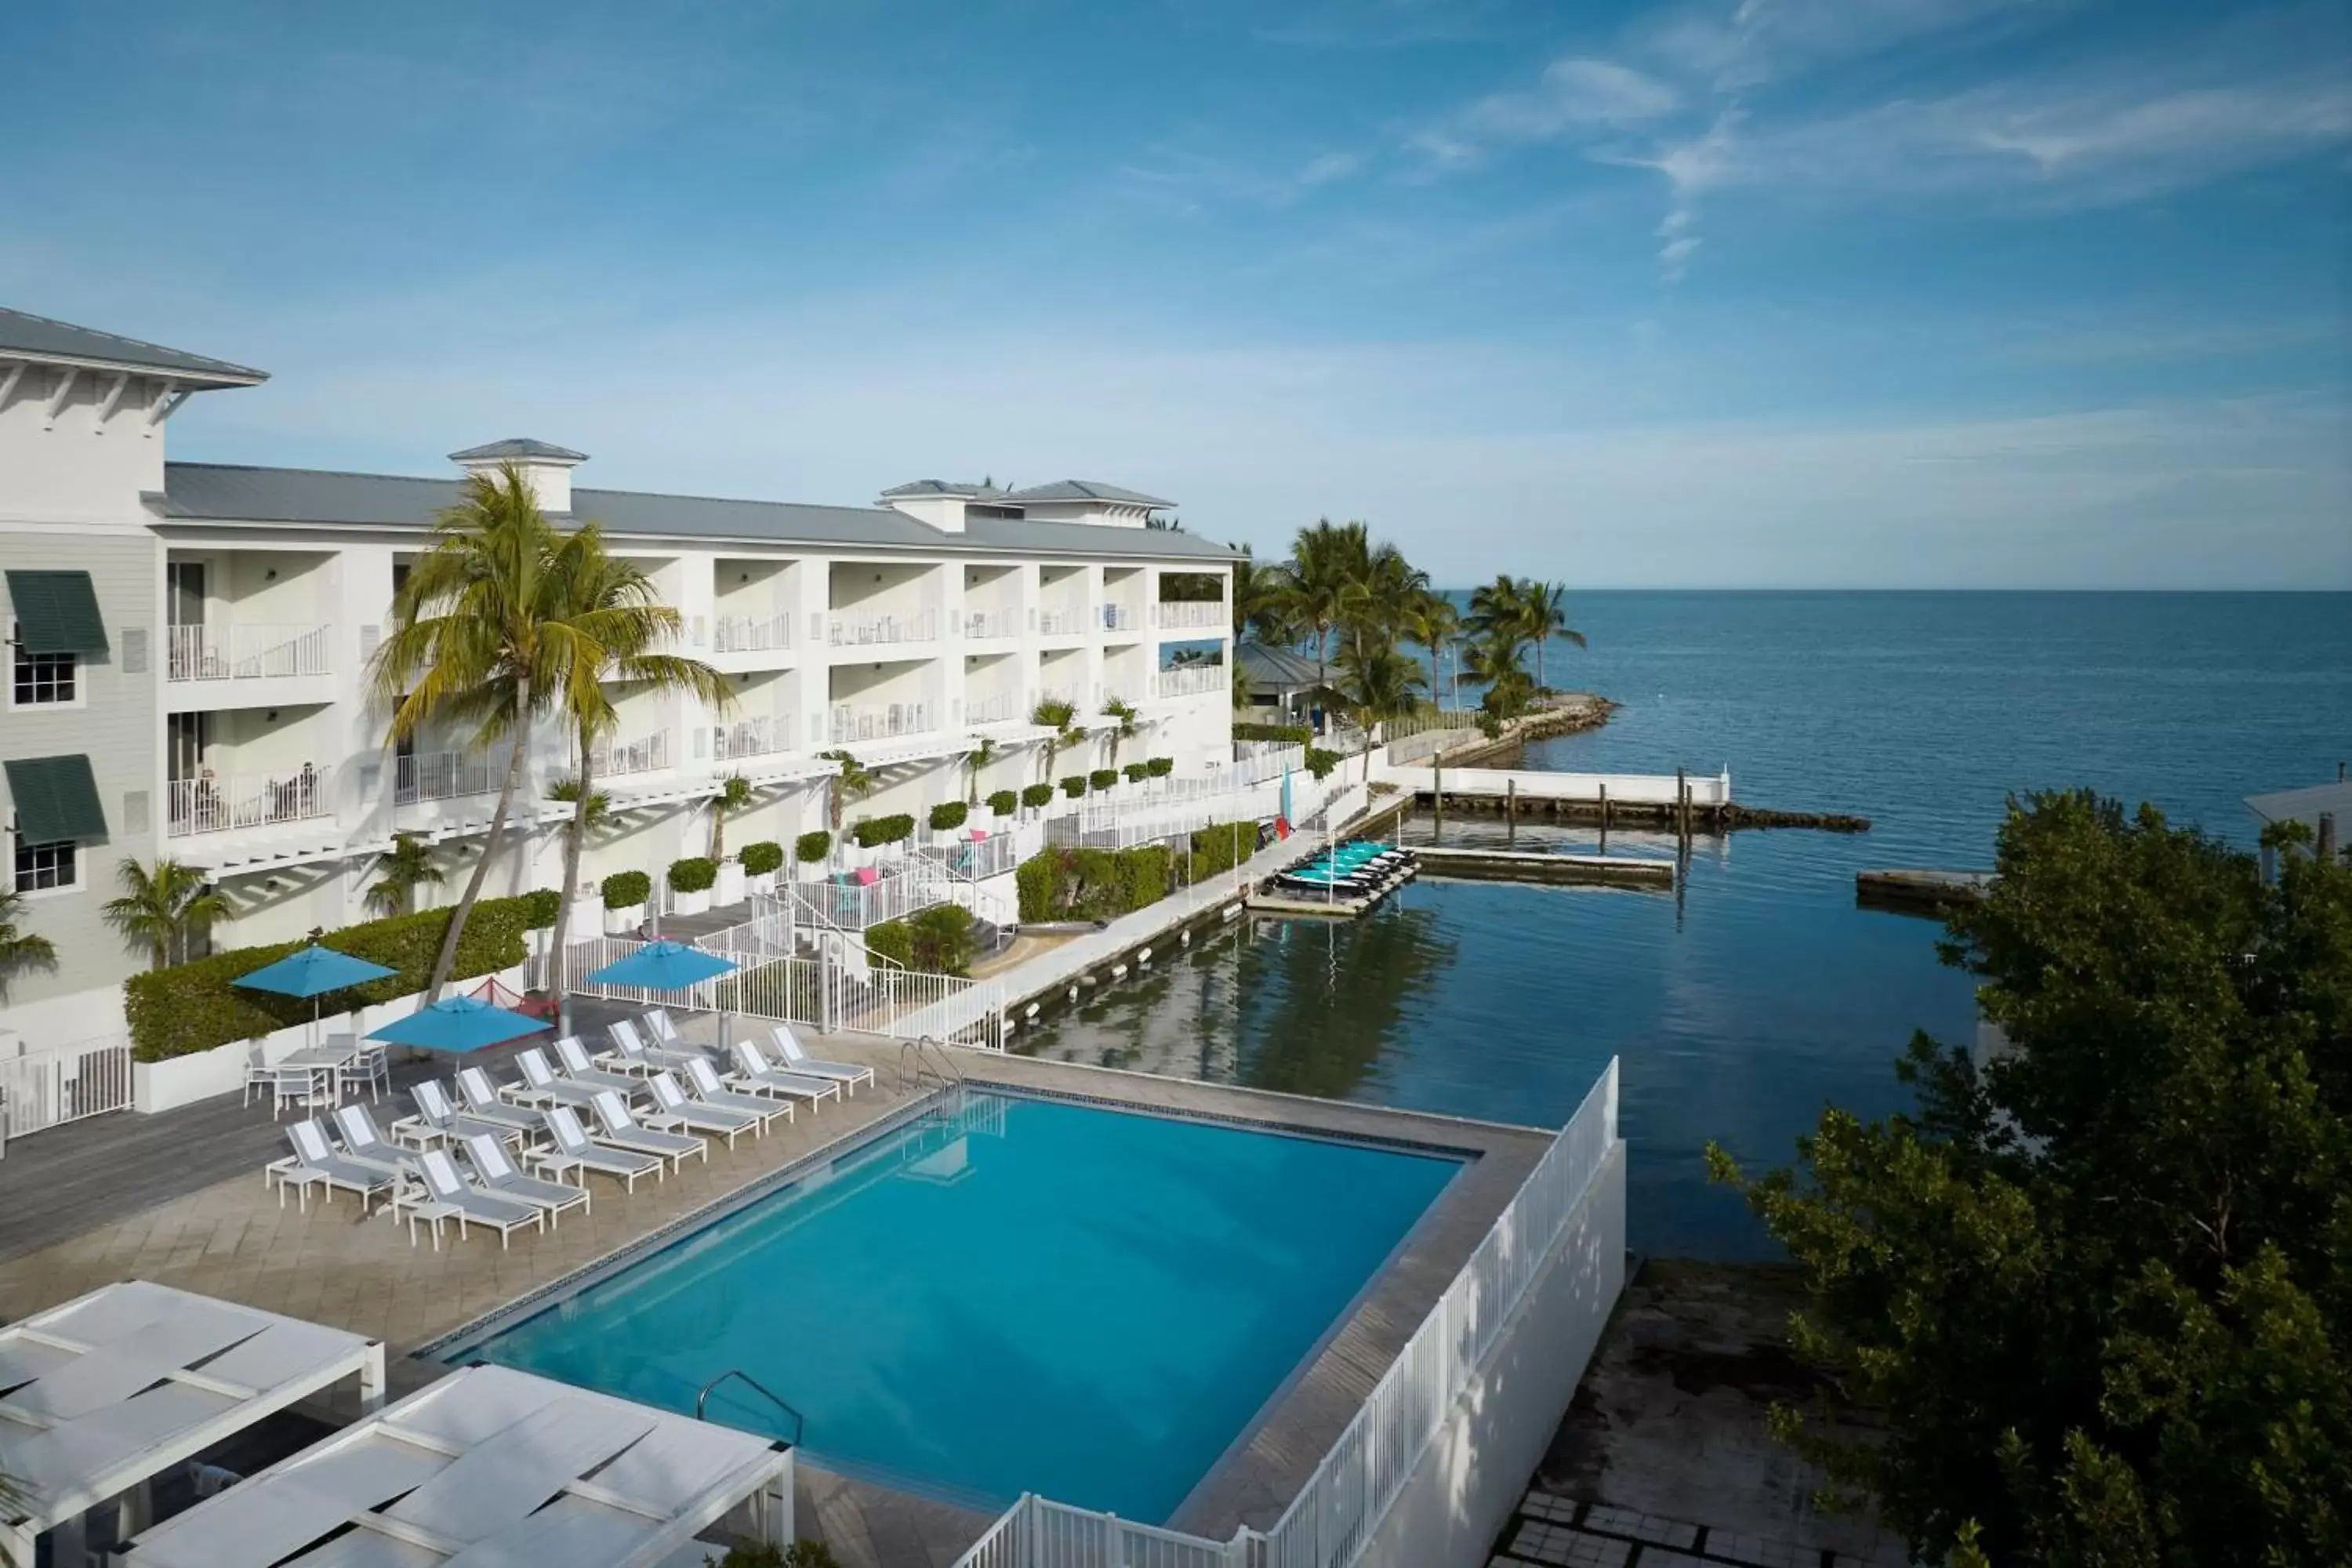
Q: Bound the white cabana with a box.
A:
[0,1281,385,1566]
[118,1363,793,1568]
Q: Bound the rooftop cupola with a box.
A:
[449,437,586,514]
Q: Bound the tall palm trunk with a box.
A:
[426,678,529,1000]
[549,729,595,1029]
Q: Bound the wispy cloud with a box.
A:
[1636,0,2054,93]
[1411,56,1680,170]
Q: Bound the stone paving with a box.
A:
[1492,1488,1902,1568]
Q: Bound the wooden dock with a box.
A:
[1855,868,1994,914]
[1413,845,1674,889]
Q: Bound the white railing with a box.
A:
[1148,772,1241,805]
[0,1034,134,1149]
[714,612,794,653]
[1036,687,1083,713]
[920,830,1018,882]
[1384,765,1733,808]
[951,1061,1623,1568]
[592,731,671,777]
[1153,600,1226,630]
[1230,745,1306,787]
[395,746,510,804]
[784,868,943,931]
[715,713,797,760]
[165,622,331,681]
[829,608,938,647]
[1058,797,1237,851]
[1038,608,1085,637]
[967,691,1023,726]
[1154,665,1227,699]
[1100,603,1141,633]
[830,702,934,744]
[168,765,333,837]
[965,609,1020,640]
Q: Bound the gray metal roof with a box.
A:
[155,463,1240,562]
[0,307,266,384]
[1238,640,1322,688]
[2245,780,2352,828]
[448,437,588,463]
[1004,479,1175,508]
[879,479,1004,499]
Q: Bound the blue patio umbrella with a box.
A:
[367,994,550,1053]
[234,945,400,1051]
[1279,768,1294,829]
[583,939,739,992]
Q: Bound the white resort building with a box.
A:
[0,306,1238,1039]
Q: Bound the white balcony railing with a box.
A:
[714,713,796,760]
[592,731,670,777]
[829,702,933,744]
[713,612,793,654]
[1154,665,1227,699]
[1153,599,1227,630]
[1100,603,1141,633]
[965,691,1022,726]
[964,609,1019,640]
[165,622,331,682]
[1037,608,1085,637]
[1033,687,1083,716]
[168,764,333,837]
[828,608,938,648]
[395,746,510,804]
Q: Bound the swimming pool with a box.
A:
[452,1090,1463,1521]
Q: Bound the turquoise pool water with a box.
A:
[457,1091,1461,1520]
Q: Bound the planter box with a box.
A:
[672,887,711,916]
[715,862,746,905]
[745,869,777,897]
[605,902,646,935]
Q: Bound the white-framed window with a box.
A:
[11,837,82,895]
[10,645,78,707]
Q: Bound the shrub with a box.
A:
[928,800,968,833]
[1145,756,1174,778]
[1014,846,1172,923]
[864,918,913,971]
[740,840,785,877]
[1123,762,1149,783]
[122,898,533,1062]
[521,888,561,929]
[1183,821,1258,881]
[603,870,652,909]
[668,856,717,894]
[1305,747,1341,781]
[794,830,833,865]
[989,789,1019,817]
[851,813,916,848]
[1234,722,1311,744]
[1020,783,1054,810]
[908,904,976,975]
[1089,768,1118,791]
[1060,775,1087,799]
[1016,850,1065,921]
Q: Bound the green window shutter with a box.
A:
[4,754,108,844]
[4,570,110,655]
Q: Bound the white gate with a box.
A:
[0,1035,134,1151]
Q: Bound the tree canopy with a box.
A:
[1710,790,2351,1566]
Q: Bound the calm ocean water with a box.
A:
[1016,593,2352,1258]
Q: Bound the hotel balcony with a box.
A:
[713,612,794,655]
[828,608,938,648]
[714,713,797,761]
[395,746,510,805]
[163,623,333,711]
[1036,608,1086,637]
[965,691,1024,726]
[830,701,933,745]
[591,730,671,778]
[169,764,334,838]
[1100,603,1142,636]
[1153,601,1225,630]
[1153,665,1227,700]
[964,608,1020,641]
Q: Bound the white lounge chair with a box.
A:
[534,1105,665,1192]
[505,1047,607,1110]
[454,1067,548,1138]
[416,1148,546,1249]
[459,1132,591,1225]
[604,1022,707,1076]
[395,1080,527,1150]
[728,1040,845,1109]
[681,1055,793,1132]
[642,1007,683,1044]
[644,1071,760,1147]
[330,1104,415,1178]
[269,1120,396,1214]
[588,1089,707,1169]
[769,1024,877,1095]
[553,1034,647,1096]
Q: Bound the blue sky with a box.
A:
[4,0,2347,587]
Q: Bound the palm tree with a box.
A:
[707,773,753,862]
[366,833,445,916]
[101,857,229,971]
[964,735,998,805]
[1229,545,1294,644]
[1270,518,1370,725]
[1031,697,1080,785]
[1408,590,1462,710]
[0,887,57,1001]
[818,750,874,832]
[1335,642,1427,781]
[1100,698,1138,768]
[1523,579,1586,690]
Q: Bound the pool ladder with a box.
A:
[898,1033,964,1094]
[696,1368,805,1447]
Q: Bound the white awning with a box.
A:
[0,1282,384,1557]
[122,1363,790,1568]
[2245,780,2352,830]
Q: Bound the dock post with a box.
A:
[1505,776,1516,842]
[1433,763,1443,838]
[1598,782,1609,851]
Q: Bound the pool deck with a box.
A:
[0,1007,1555,1566]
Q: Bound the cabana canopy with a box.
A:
[122,1363,791,1568]
[0,1282,383,1563]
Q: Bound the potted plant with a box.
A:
[1089,768,1118,793]
[740,840,784,895]
[669,856,718,916]
[1020,782,1054,816]
[602,870,650,935]
[929,800,969,839]
[989,788,1018,818]
[795,829,833,877]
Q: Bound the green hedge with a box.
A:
[603,869,651,908]
[1123,763,1149,783]
[668,856,717,893]
[865,919,912,970]
[852,814,916,848]
[1183,821,1258,881]
[866,906,976,977]
[741,840,784,876]
[989,789,1019,817]
[1145,756,1174,778]
[1235,722,1312,744]
[929,800,969,832]
[1021,783,1054,810]
[1014,847,1174,923]
[1089,768,1117,791]
[1060,775,1087,799]
[1305,746,1341,781]
[123,897,533,1062]
[795,830,833,864]
[521,888,561,929]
